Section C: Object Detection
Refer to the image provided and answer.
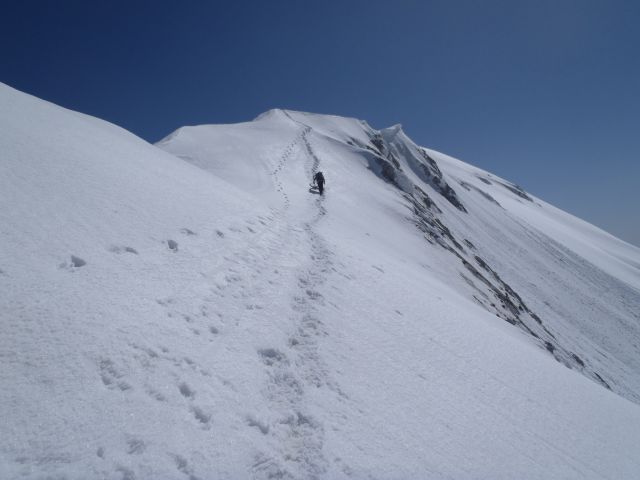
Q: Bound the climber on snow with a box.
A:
[313,171,325,195]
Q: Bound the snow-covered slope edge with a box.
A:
[1,84,640,479]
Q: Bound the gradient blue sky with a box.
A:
[2,0,639,246]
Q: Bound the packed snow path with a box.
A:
[251,124,335,478]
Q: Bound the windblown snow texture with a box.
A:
[2,84,640,479]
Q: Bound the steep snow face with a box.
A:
[3,84,640,480]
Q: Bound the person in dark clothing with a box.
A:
[313,171,325,194]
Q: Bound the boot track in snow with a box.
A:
[251,123,345,479]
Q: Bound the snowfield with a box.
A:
[1,82,640,479]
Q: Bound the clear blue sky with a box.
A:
[2,0,639,246]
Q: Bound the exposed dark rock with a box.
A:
[497,181,533,202]
[370,134,385,154]
[414,186,442,213]
[388,152,400,169]
[594,372,611,390]
[372,156,399,186]
[367,131,468,213]
[459,181,502,206]
[530,312,542,325]
[572,353,585,367]
[417,149,467,213]
[419,149,441,173]
[440,184,467,212]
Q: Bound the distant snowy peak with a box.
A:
[380,123,403,137]
[253,108,292,122]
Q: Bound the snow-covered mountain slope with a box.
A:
[2,83,640,480]
[159,108,640,402]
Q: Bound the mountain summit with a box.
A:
[2,83,640,479]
